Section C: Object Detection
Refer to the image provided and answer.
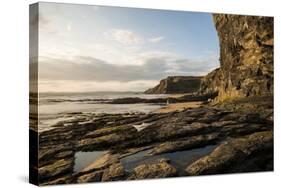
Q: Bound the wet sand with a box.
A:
[155,101,203,113]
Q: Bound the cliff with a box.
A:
[200,14,273,101]
[145,76,202,94]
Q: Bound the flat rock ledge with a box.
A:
[33,102,273,185]
[128,159,177,180]
[186,131,273,175]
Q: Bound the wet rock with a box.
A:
[108,93,217,104]
[210,120,238,127]
[81,153,120,172]
[214,96,273,118]
[36,103,273,184]
[39,158,74,181]
[185,131,273,175]
[77,131,137,151]
[102,163,125,181]
[220,123,271,137]
[118,146,154,158]
[40,174,73,185]
[128,159,177,180]
[134,121,219,147]
[84,124,137,139]
[148,133,219,155]
[39,143,73,163]
[158,158,171,163]
[77,171,103,183]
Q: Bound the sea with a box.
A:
[34,92,169,132]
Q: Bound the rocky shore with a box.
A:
[107,92,217,104]
[31,95,273,185]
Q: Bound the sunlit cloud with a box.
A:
[104,29,143,45]
[36,3,220,92]
[66,23,72,31]
[39,80,158,92]
[149,36,165,43]
[37,54,218,81]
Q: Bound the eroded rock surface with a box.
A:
[200,14,273,101]
[186,131,273,175]
[36,105,273,185]
[128,159,177,180]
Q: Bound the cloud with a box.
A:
[66,23,72,31]
[38,54,218,82]
[149,36,165,43]
[39,80,158,92]
[92,5,100,11]
[104,29,143,45]
[36,53,219,92]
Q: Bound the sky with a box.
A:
[33,2,220,92]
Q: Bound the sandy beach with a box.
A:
[155,101,203,113]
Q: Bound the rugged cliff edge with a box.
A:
[145,76,202,94]
[199,14,273,101]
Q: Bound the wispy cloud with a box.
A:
[104,29,143,45]
[39,80,158,92]
[149,36,165,43]
[38,53,218,83]
[66,23,72,31]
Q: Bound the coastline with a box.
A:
[33,94,273,185]
[155,101,203,113]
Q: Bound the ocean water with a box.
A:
[36,92,168,131]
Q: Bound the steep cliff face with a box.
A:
[145,76,202,94]
[200,14,273,101]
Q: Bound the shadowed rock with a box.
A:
[148,133,219,155]
[77,171,103,183]
[185,131,273,175]
[199,15,273,101]
[144,76,202,94]
[102,163,125,181]
[128,159,177,180]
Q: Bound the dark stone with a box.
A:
[185,131,273,175]
[102,163,125,181]
[144,76,202,94]
[128,159,177,180]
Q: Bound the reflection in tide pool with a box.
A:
[120,145,218,175]
[74,151,107,172]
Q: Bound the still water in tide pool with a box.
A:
[74,145,217,174]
